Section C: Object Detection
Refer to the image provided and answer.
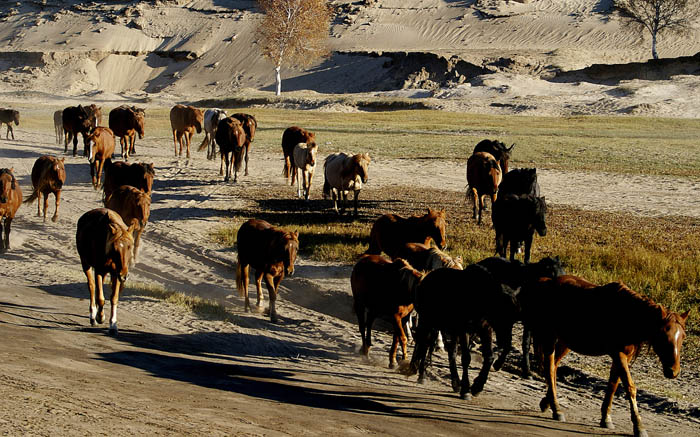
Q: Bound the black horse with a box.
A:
[492,193,547,263]
[473,139,514,174]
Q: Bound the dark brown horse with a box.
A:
[521,275,690,437]
[170,104,203,158]
[0,108,20,140]
[236,219,299,323]
[467,151,502,225]
[366,209,447,258]
[215,116,247,183]
[24,155,66,223]
[0,168,22,253]
[102,159,155,201]
[85,127,116,189]
[231,113,257,176]
[109,105,145,161]
[351,255,424,368]
[62,105,96,156]
[76,208,135,335]
[105,185,151,264]
[473,139,514,174]
[282,126,315,185]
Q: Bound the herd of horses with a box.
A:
[0,105,692,437]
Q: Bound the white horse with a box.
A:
[198,108,228,161]
[292,142,317,200]
[322,152,371,216]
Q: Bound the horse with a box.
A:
[104,185,151,264]
[282,126,316,185]
[292,142,317,200]
[351,255,424,368]
[109,105,145,161]
[0,168,22,253]
[85,104,102,126]
[365,209,446,258]
[322,152,371,216]
[498,167,540,197]
[235,219,299,323]
[492,193,547,263]
[53,110,63,144]
[473,139,514,174]
[198,108,227,161]
[520,275,690,437]
[408,264,520,399]
[466,151,502,225]
[231,113,257,176]
[85,127,116,189]
[170,104,203,158]
[215,116,246,183]
[102,159,155,202]
[23,155,66,223]
[0,108,20,140]
[62,105,96,156]
[76,208,135,335]
[475,255,565,378]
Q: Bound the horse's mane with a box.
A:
[394,258,424,291]
[426,247,462,270]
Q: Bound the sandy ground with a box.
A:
[1,112,699,436]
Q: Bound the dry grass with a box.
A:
[127,281,232,321]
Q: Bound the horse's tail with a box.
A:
[197,133,209,152]
[23,188,39,205]
[282,156,290,179]
[322,178,330,199]
[236,259,247,297]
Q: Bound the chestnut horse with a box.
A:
[24,155,66,223]
[109,105,145,161]
[170,104,203,158]
[105,185,151,264]
[292,142,317,200]
[466,151,502,225]
[76,208,135,335]
[408,264,520,399]
[521,275,690,437]
[85,127,116,189]
[351,255,424,368]
[0,168,22,253]
[282,126,315,185]
[231,113,257,176]
[102,159,155,201]
[322,152,371,216]
[0,108,20,140]
[365,209,447,258]
[236,219,299,323]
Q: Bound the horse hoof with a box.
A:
[600,418,614,429]
[553,412,566,422]
[90,318,96,326]
[51,216,58,223]
[634,429,648,437]
[539,397,550,412]
[470,385,483,397]
[460,392,472,401]
[388,362,395,369]
[417,376,425,385]
[108,327,118,336]
[451,380,461,393]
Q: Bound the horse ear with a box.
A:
[680,309,691,323]
[126,222,137,236]
[508,143,515,152]
[60,157,65,163]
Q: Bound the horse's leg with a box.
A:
[477,194,484,225]
[509,238,517,262]
[185,131,192,159]
[521,325,533,379]
[173,130,179,156]
[108,276,121,335]
[601,359,622,430]
[353,190,360,217]
[264,273,282,323]
[459,333,472,399]
[221,152,228,181]
[37,191,44,218]
[332,189,340,215]
[618,353,646,437]
[493,322,513,371]
[471,325,494,396]
[240,264,251,312]
[444,332,461,393]
[96,159,105,189]
[244,142,250,176]
[95,273,106,324]
[436,330,445,351]
[540,341,568,421]
[2,217,11,251]
[64,130,71,153]
[84,266,98,325]
[9,125,14,140]
[129,133,136,156]
[356,305,369,357]
[392,309,410,368]
[132,227,143,264]
[72,133,78,157]
[254,270,264,308]
[296,168,302,198]
[417,328,438,384]
[524,231,534,264]
[47,191,55,222]
[470,187,478,220]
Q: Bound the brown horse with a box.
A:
[0,168,22,253]
[521,275,690,437]
[170,104,203,158]
[473,139,514,174]
[0,108,20,140]
[292,142,317,200]
[282,126,316,185]
[76,208,135,335]
[62,105,95,156]
[322,152,371,216]
[215,116,247,183]
[85,127,116,189]
[109,105,145,161]
[24,155,66,223]
[231,113,257,176]
[351,255,424,368]
[467,151,502,225]
[236,219,299,323]
[366,209,447,258]
[102,159,155,201]
[105,185,151,264]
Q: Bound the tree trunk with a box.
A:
[651,32,658,60]
[275,65,282,96]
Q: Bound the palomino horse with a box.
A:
[473,139,514,174]
[0,168,22,253]
[236,219,299,323]
[322,152,371,216]
[105,185,151,264]
[170,104,203,159]
[408,264,520,399]
[24,155,66,223]
[215,116,247,183]
[76,208,135,335]
[475,255,565,378]
[231,113,257,176]
[351,255,424,368]
[109,105,145,161]
[365,209,447,258]
[85,127,116,189]
[521,275,690,437]
[102,158,155,201]
[492,193,547,264]
[466,151,502,225]
[282,126,316,185]
[292,142,317,200]
[198,108,227,160]
[0,108,20,140]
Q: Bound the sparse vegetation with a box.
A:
[127,281,232,321]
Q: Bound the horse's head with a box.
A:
[427,208,447,250]
[135,110,145,139]
[106,221,135,283]
[354,153,371,184]
[11,110,19,126]
[52,158,66,190]
[137,162,156,194]
[528,255,565,280]
[533,196,547,236]
[280,231,299,276]
[0,168,15,203]
[193,108,204,134]
[307,144,318,167]
[652,309,690,379]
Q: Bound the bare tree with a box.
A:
[257,0,332,96]
[615,0,700,60]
